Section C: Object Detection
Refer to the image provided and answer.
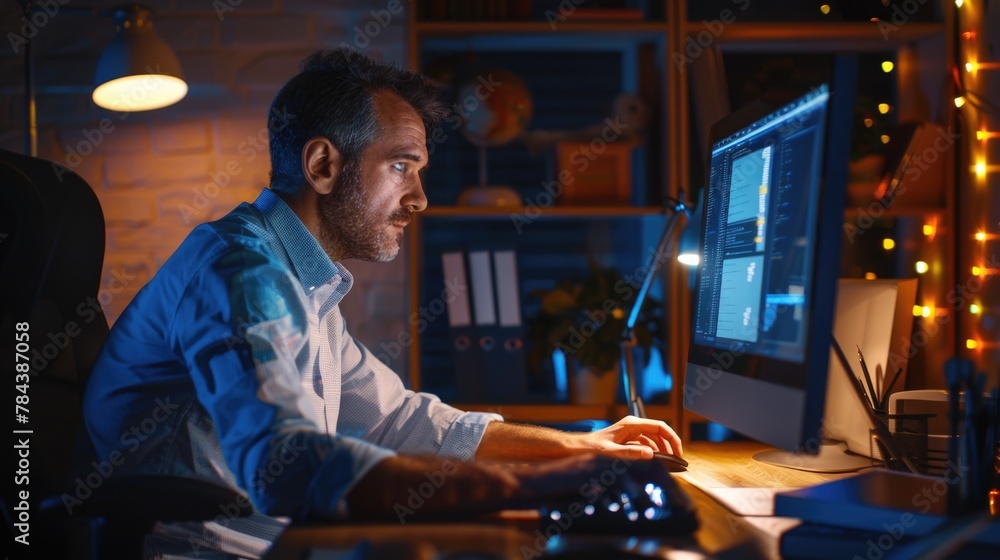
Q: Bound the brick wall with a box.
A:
[1,0,414,377]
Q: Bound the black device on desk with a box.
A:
[537,457,698,537]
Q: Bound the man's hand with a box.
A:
[577,415,683,459]
[475,416,683,462]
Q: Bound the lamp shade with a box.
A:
[92,5,187,112]
[677,188,704,268]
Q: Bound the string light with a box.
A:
[883,238,896,250]
[915,261,929,274]
[966,62,977,73]
[978,130,987,140]
[955,96,967,108]
[972,266,983,276]
[819,4,831,15]
[864,272,877,280]
[880,134,891,144]
[955,0,964,7]
[878,103,891,114]
[881,61,894,73]
[967,339,978,350]
[975,231,987,241]
[975,161,987,178]
[970,303,982,315]
[864,117,874,128]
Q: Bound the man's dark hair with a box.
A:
[267,49,448,195]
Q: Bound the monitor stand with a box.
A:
[752,441,872,473]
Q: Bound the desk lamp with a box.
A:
[620,191,692,418]
[20,2,187,156]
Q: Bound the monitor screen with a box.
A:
[684,57,856,454]
[693,85,828,365]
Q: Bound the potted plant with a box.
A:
[526,258,662,404]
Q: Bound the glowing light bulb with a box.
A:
[677,253,700,266]
[970,303,982,315]
[966,339,978,350]
[915,261,929,274]
[922,306,933,318]
[966,62,977,73]
[976,231,987,241]
[883,238,896,250]
[864,117,874,128]
[955,96,967,108]
[820,4,831,15]
[878,103,890,114]
[912,305,924,317]
[975,161,987,178]
[972,266,983,276]
[978,130,987,140]
[865,272,877,280]
[923,224,935,236]
[881,61,894,73]
[880,134,891,144]
[956,0,964,7]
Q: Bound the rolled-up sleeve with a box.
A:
[168,244,393,519]
[336,323,503,461]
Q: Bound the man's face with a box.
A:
[318,91,429,262]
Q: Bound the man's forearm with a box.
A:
[475,415,683,462]
[475,421,584,461]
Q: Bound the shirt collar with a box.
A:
[252,188,353,302]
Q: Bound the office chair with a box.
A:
[0,148,253,559]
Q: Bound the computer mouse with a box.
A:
[653,451,688,472]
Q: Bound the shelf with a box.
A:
[414,21,667,36]
[698,21,944,51]
[843,205,946,218]
[419,206,666,219]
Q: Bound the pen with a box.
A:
[855,376,873,412]
[882,367,903,406]
[857,345,878,411]
[875,363,883,411]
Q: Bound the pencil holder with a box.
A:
[869,412,930,473]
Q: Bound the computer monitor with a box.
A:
[683,58,857,461]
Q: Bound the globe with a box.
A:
[458,70,533,147]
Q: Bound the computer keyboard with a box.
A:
[537,458,698,536]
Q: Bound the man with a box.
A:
[83,48,681,537]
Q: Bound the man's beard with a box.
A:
[317,161,412,262]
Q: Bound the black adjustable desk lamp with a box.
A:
[620,192,692,419]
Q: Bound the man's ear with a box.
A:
[301,137,342,195]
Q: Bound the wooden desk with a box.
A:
[266,442,856,559]
[676,441,856,559]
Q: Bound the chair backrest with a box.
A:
[1,148,109,550]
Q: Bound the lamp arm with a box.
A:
[620,196,690,419]
[18,1,127,156]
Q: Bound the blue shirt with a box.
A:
[84,188,500,520]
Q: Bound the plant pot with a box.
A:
[570,364,620,405]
